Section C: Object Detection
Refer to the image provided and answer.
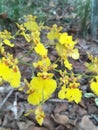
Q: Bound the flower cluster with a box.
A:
[0,30,14,47]
[85,53,98,73]
[0,54,21,87]
[2,14,97,125]
[0,29,21,88]
[15,15,82,125]
[90,76,98,96]
[35,106,45,125]
[56,32,79,70]
[58,71,82,104]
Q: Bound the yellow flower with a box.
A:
[16,23,25,31]
[9,66,21,88]
[90,81,98,96]
[3,39,14,47]
[59,32,76,49]
[56,42,67,59]
[24,21,39,32]
[0,62,11,81]
[0,30,13,39]
[31,31,41,44]
[33,57,51,70]
[34,43,48,56]
[27,75,57,105]
[28,92,42,105]
[37,72,54,79]
[58,85,82,104]
[58,86,68,99]
[47,24,62,40]
[35,106,45,125]
[21,32,31,42]
[0,58,21,88]
[70,49,79,60]
[24,15,37,21]
[64,59,72,70]
[59,33,68,44]
[65,88,82,104]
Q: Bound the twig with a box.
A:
[0,89,14,110]
[48,98,68,103]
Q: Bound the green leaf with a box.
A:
[95,98,98,106]
[84,93,95,98]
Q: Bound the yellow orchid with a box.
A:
[90,81,98,96]
[58,86,68,99]
[31,31,41,44]
[27,72,57,105]
[20,32,31,42]
[24,21,39,32]
[0,30,13,39]
[59,32,68,45]
[47,24,62,40]
[64,87,82,104]
[33,57,51,71]
[16,23,25,31]
[0,56,21,88]
[34,43,48,56]
[70,49,79,60]
[0,30,14,47]
[23,15,40,32]
[9,66,21,88]
[90,76,98,96]
[24,14,37,21]
[59,32,77,49]
[33,57,57,72]
[58,84,82,104]
[35,106,45,125]
[85,54,98,74]
[64,59,72,70]
[3,39,14,47]
[0,62,11,81]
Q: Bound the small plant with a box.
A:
[0,14,97,125]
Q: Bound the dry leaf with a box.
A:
[51,113,69,125]
[27,125,48,130]
[43,114,55,130]
[78,115,98,130]
[54,103,68,113]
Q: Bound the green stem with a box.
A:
[13,30,20,37]
[19,61,32,66]
[53,57,60,64]
[54,68,97,78]
[18,48,33,60]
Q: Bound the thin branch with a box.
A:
[0,89,14,110]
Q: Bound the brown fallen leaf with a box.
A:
[43,114,55,130]
[17,120,35,130]
[77,115,98,130]
[2,111,19,130]
[54,103,68,113]
[51,113,69,125]
[27,125,48,130]
[56,125,67,130]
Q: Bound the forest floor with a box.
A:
[0,2,98,129]
[0,29,98,130]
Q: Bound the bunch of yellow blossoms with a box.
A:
[56,32,79,70]
[0,29,21,88]
[58,71,82,104]
[85,54,98,96]
[0,55,21,87]
[2,15,98,125]
[16,15,82,107]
